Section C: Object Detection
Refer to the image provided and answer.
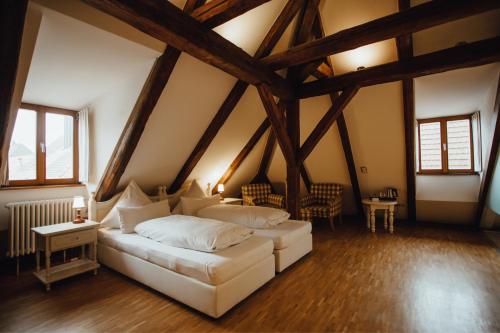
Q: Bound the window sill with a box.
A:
[416,172,479,176]
[0,183,85,191]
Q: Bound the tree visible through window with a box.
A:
[8,104,79,186]
[417,114,474,174]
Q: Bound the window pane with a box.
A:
[46,113,73,179]
[447,119,471,170]
[420,122,442,170]
[9,109,37,181]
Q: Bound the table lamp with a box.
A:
[73,196,85,224]
[217,184,225,199]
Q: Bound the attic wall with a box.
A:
[343,83,407,219]
[0,3,88,232]
[119,1,288,195]
[87,69,154,192]
[415,65,500,225]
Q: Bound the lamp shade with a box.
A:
[73,196,85,209]
[217,184,225,193]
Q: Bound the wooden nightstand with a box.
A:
[31,221,100,291]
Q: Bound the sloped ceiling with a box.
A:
[23,0,500,223]
[22,5,159,110]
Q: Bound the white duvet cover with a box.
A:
[197,204,290,229]
[134,215,253,252]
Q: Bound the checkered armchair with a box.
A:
[300,183,343,229]
[241,183,285,209]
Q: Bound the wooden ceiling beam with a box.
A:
[299,86,359,163]
[0,0,28,171]
[396,0,416,221]
[191,0,271,28]
[212,118,270,195]
[255,128,276,179]
[95,0,207,201]
[299,36,500,98]
[82,0,293,100]
[168,0,303,194]
[261,0,499,70]
[476,75,500,227]
[258,84,295,166]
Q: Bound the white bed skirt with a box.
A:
[98,244,275,318]
[274,233,312,272]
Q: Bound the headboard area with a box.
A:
[88,188,164,222]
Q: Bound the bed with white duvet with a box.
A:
[197,204,313,272]
[89,185,275,318]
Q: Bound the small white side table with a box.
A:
[31,221,100,291]
[362,199,397,233]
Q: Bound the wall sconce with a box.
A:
[217,184,225,199]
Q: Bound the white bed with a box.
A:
[195,203,313,273]
[89,193,275,318]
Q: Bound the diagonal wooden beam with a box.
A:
[82,0,293,99]
[396,0,416,221]
[168,0,304,194]
[257,84,296,166]
[191,0,271,28]
[95,0,206,201]
[476,75,500,227]
[261,0,499,70]
[168,80,248,194]
[0,0,28,171]
[299,86,359,163]
[299,36,500,98]
[212,118,270,194]
[336,113,363,216]
[255,128,276,179]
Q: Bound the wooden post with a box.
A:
[285,99,301,219]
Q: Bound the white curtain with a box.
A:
[79,106,90,183]
[471,111,482,173]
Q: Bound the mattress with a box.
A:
[98,228,273,286]
[252,220,312,250]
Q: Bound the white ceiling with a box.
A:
[415,63,500,119]
[22,6,159,110]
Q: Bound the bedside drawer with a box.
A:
[50,229,96,251]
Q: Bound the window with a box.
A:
[8,103,79,186]
[417,114,474,175]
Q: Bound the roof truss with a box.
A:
[260,0,499,70]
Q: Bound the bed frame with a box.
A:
[88,192,275,318]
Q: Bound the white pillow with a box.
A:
[197,204,290,229]
[100,180,152,228]
[172,179,206,214]
[165,181,192,208]
[117,199,170,234]
[180,194,220,216]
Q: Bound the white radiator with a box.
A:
[6,198,75,258]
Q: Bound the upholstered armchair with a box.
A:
[241,183,285,209]
[300,183,343,230]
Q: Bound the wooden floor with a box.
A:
[1,219,499,332]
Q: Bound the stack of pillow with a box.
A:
[100,180,222,234]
